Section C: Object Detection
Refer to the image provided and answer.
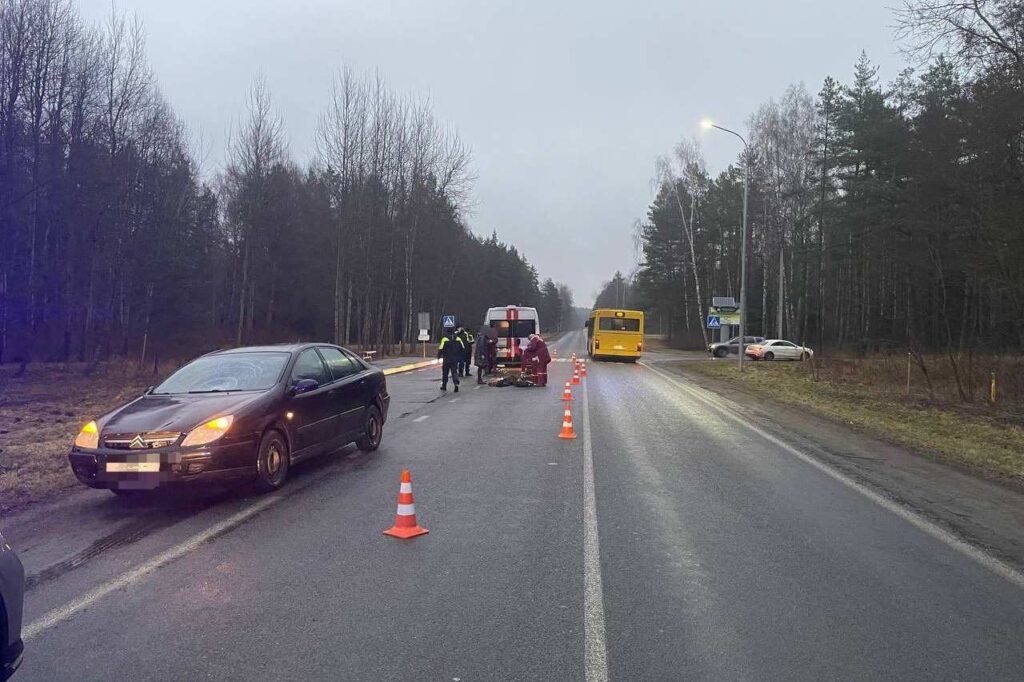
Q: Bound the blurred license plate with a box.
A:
[107,462,159,473]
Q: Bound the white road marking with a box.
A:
[450,398,460,403]
[581,379,610,682]
[23,494,281,640]
[639,360,1024,590]
[475,385,483,390]
[413,415,429,423]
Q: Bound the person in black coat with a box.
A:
[459,326,474,376]
[474,329,494,384]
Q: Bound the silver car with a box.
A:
[0,531,24,681]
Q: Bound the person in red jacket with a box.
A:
[521,333,551,386]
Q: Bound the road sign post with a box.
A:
[418,329,430,358]
[710,300,740,346]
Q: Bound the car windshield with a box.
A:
[152,352,289,394]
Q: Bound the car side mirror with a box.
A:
[145,386,154,395]
[584,320,589,328]
[289,378,319,396]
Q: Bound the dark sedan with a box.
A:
[69,344,390,493]
[0,530,24,681]
[707,335,765,358]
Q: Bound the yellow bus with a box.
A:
[586,309,644,362]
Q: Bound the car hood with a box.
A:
[100,392,266,435]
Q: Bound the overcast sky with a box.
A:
[79,0,906,305]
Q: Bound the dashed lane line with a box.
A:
[413,415,429,423]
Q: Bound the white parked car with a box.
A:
[745,339,813,361]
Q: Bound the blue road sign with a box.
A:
[706,315,721,329]
[442,314,456,328]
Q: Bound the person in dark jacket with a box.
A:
[474,329,494,384]
[487,332,498,373]
[457,326,474,377]
[438,327,465,392]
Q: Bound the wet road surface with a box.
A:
[9,331,1024,680]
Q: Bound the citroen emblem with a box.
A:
[129,435,147,449]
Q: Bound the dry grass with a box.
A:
[0,360,174,514]
[688,355,1024,485]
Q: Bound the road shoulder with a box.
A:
[649,358,1024,571]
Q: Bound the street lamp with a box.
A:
[701,118,750,372]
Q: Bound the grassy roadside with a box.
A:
[686,360,1024,486]
[0,363,159,514]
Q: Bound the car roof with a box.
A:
[212,343,337,355]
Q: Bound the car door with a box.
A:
[775,341,798,359]
[317,347,366,442]
[287,349,335,457]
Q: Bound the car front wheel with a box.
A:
[714,348,728,358]
[357,405,383,452]
[255,430,290,492]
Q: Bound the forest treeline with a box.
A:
[0,0,574,364]
[606,0,1024,371]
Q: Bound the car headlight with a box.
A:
[181,415,234,447]
[74,421,99,449]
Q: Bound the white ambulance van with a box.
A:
[484,306,540,366]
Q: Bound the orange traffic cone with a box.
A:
[562,381,574,401]
[571,352,577,363]
[580,362,587,377]
[558,405,577,439]
[571,368,581,385]
[383,469,429,539]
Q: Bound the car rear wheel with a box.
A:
[764,352,775,361]
[356,405,383,452]
[255,430,289,492]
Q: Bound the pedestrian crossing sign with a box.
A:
[442,314,456,328]
[707,315,721,329]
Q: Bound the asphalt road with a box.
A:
[10,330,1024,680]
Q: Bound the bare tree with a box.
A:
[657,138,709,347]
[224,73,287,345]
[895,0,1024,78]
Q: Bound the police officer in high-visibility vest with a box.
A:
[438,326,465,392]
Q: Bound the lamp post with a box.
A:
[701,119,749,372]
